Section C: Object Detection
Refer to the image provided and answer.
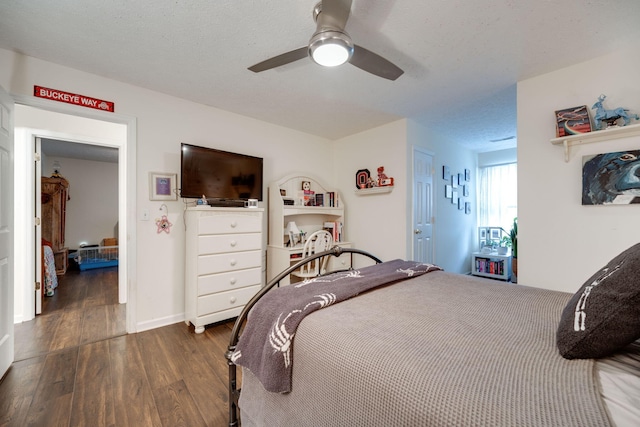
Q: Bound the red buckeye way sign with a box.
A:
[34,85,115,112]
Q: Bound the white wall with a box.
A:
[408,120,477,273]
[42,157,119,248]
[333,120,409,265]
[332,119,478,274]
[2,49,334,331]
[478,147,516,167]
[517,48,640,293]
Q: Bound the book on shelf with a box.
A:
[323,221,343,242]
[475,257,504,275]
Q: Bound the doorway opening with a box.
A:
[13,98,137,336]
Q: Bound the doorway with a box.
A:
[412,147,435,264]
[37,138,120,316]
[13,97,137,334]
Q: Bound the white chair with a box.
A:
[291,230,334,279]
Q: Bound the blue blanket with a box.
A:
[231,259,442,393]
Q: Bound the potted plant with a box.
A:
[498,236,510,255]
[509,217,518,276]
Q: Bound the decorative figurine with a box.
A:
[377,166,394,187]
[591,94,639,130]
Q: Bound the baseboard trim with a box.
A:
[136,313,185,333]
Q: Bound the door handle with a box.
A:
[414,229,422,234]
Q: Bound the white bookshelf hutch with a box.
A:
[267,174,351,286]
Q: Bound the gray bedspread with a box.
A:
[232,259,442,392]
[239,270,612,427]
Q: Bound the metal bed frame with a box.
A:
[225,246,382,427]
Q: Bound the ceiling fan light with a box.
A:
[309,30,354,67]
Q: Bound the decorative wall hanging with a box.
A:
[442,165,451,180]
[355,169,370,189]
[156,204,173,234]
[582,150,640,205]
[149,172,177,201]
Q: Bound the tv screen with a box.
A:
[180,143,263,201]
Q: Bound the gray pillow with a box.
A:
[557,242,640,359]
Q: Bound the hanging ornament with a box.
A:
[156,215,173,234]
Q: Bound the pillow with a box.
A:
[557,242,640,359]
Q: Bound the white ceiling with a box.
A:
[2,0,639,152]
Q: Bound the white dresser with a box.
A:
[184,206,263,333]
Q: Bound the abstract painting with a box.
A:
[582,150,640,205]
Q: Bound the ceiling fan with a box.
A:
[248,0,404,81]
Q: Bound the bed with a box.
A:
[226,245,640,427]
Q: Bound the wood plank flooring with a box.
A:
[1,267,235,427]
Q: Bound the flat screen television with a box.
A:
[180,143,263,202]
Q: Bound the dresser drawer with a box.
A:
[198,267,262,296]
[198,211,262,234]
[197,284,261,315]
[198,250,261,275]
[198,233,261,255]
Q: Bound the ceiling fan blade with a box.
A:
[350,44,404,81]
[320,0,353,30]
[248,47,308,73]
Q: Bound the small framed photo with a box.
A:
[149,172,177,201]
[458,197,464,210]
[464,169,471,182]
[491,228,500,239]
[451,191,458,204]
[445,184,452,198]
[465,202,471,214]
[280,189,286,197]
[463,185,469,197]
[442,165,451,181]
[451,175,458,189]
[458,173,464,186]
[480,228,487,240]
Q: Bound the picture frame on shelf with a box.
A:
[490,228,500,239]
[479,228,487,240]
[149,172,177,201]
[555,105,592,137]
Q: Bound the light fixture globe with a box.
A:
[308,30,354,67]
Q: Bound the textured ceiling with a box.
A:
[2,0,639,152]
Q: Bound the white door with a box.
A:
[34,138,42,314]
[0,85,15,379]
[412,147,434,263]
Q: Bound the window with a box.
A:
[478,163,517,232]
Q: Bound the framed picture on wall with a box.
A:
[443,165,451,180]
[445,184,452,198]
[149,172,177,201]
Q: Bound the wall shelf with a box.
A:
[354,186,394,195]
[550,123,640,162]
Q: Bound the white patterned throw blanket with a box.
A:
[232,259,442,393]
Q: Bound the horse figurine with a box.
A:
[591,94,639,130]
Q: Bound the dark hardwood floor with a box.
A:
[1,267,235,427]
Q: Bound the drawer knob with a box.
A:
[230,221,238,228]
[230,240,237,247]
[230,296,237,304]
[230,259,237,266]
[230,278,237,285]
